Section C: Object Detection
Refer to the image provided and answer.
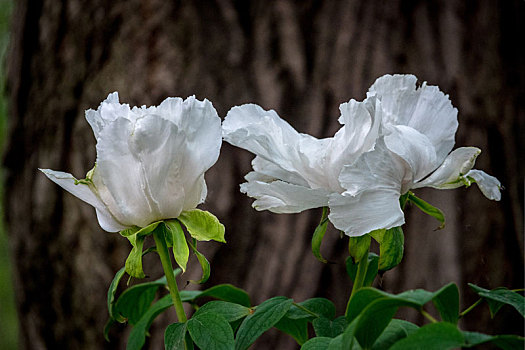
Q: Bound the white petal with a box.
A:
[328,190,405,237]
[251,156,310,187]
[369,74,458,163]
[383,125,438,183]
[39,169,126,231]
[240,180,330,213]
[466,169,501,201]
[85,92,132,140]
[413,147,481,189]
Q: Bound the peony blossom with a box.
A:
[40,93,222,232]
[223,74,501,237]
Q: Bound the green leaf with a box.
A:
[187,312,235,350]
[165,220,190,272]
[127,295,173,350]
[107,267,126,323]
[125,233,147,279]
[348,235,371,263]
[313,316,347,338]
[195,301,251,322]
[115,282,164,325]
[469,283,525,318]
[188,240,210,284]
[345,253,379,286]
[407,192,445,229]
[377,226,404,271]
[235,296,293,350]
[178,209,226,243]
[301,337,332,350]
[179,284,251,307]
[371,319,418,349]
[462,331,525,350]
[287,298,336,320]
[165,322,187,350]
[275,317,309,345]
[432,283,459,323]
[120,221,161,238]
[312,207,329,263]
[389,322,464,350]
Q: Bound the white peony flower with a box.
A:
[330,75,501,236]
[40,92,222,232]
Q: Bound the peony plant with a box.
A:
[41,78,523,350]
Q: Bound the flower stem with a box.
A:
[153,228,187,323]
[421,309,438,323]
[345,246,370,316]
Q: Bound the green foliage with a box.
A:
[127,295,173,350]
[371,319,418,349]
[345,253,379,286]
[187,239,211,284]
[275,317,309,345]
[187,312,235,350]
[313,316,347,338]
[179,284,251,307]
[389,322,464,350]
[312,207,329,263]
[164,323,187,350]
[370,227,404,271]
[469,283,525,318]
[407,192,445,229]
[164,220,190,272]
[195,301,251,322]
[178,209,226,243]
[348,235,371,263]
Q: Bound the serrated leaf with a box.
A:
[462,331,525,350]
[165,323,187,350]
[432,283,459,323]
[126,295,173,350]
[287,298,336,320]
[301,337,332,350]
[115,282,164,325]
[313,316,347,338]
[389,322,464,350]
[348,235,371,263]
[188,240,210,284]
[194,301,251,322]
[235,296,293,350]
[187,312,234,350]
[312,207,329,263]
[165,220,190,272]
[345,253,379,286]
[275,317,309,345]
[371,319,418,349]
[407,192,445,229]
[377,226,404,271]
[469,283,525,318]
[178,209,225,243]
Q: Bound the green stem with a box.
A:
[345,247,370,316]
[153,228,187,323]
[421,309,438,323]
[459,298,482,318]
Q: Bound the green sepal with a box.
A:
[188,239,210,284]
[348,235,371,263]
[165,220,190,273]
[407,192,445,230]
[373,226,404,271]
[121,221,162,279]
[312,207,329,263]
[178,209,226,243]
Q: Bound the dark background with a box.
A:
[4,0,524,349]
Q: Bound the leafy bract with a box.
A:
[312,207,329,263]
[164,220,190,272]
[178,209,226,243]
[346,253,379,286]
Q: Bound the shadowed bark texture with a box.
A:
[5,0,523,349]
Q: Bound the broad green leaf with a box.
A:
[179,284,251,307]
[115,282,164,325]
[371,319,418,349]
[327,333,363,350]
[106,267,126,323]
[127,295,173,350]
[287,298,336,320]
[469,283,525,318]
[178,209,226,243]
[377,226,404,271]
[407,192,445,229]
[275,317,309,345]
[120,221,161,238]
[432,283,459,323]
[301,337,332,350]
[235,296,293,350]
[389,322,464,350]
[345,253,379,286]
[188,240,210,284]
[312,207,329,263]
[165,322,187,350]
[165,220,190,272]
[194,301,251,322]
[313,316,347,338]
[125,233,147,278]
[348,235,371,263]
[187,312,235,350]
[462,331,525,350]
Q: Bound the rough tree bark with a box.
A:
[5,0,523,349]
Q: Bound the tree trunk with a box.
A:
[5,0,523,349]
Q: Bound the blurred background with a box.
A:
[1,0,523,349]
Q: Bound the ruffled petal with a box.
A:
[39,169,126,231]
[85,92,132,140]
[240,179,331,213]
[369,74,458,164]
[413,147,481,189]
[466,169,501,201]
[328,190,405,237]
[251,156,310,187]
